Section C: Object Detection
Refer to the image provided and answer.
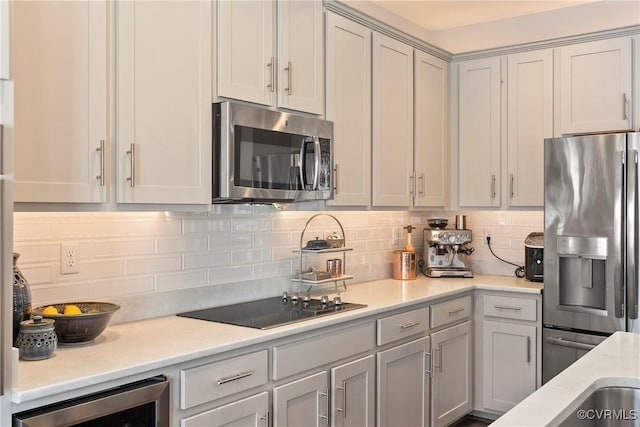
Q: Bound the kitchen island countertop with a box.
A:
[12,274,542,410]
[493,331,640,426]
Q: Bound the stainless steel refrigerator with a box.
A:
[543,132,640,383]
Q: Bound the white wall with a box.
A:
[13,209,543,323]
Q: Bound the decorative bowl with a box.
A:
[32,302,120,344]
[326,233,345,249]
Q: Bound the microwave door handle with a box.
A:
[313,136,320,190]
[628,150,639,319]
[299,137,310,189]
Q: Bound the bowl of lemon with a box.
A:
[33,302,120,344]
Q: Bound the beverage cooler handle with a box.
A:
[628,150,638,320]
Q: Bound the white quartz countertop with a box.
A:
[12,274,541,409]
[492,331,640,426]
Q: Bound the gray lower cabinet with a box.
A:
[431,321,473,427]
[180,391,269,427]
[377,336,431,427]
[273,371,329,427]
[331,355,376,427]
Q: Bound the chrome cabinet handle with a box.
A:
[96,139,105,187]
[526,336,531,363]
[418,173,425,195]
[267,57,275,92]
[494,305,522,311]
[400,321,420,329]
[260,410,270,427]
[336,380,347,418]
[216,370,253,385]
[434,347,442,372]
[623,93,628,120]
[448,307,464,315]
[491,174,496,198]
[126,143,135,187]
[425,351,432,376]
[333,164,338,194]
[284,61,292,94]
[409,174,416,198]
[510,173,514,198]
[319,388,329,424]
[545,336,596,351]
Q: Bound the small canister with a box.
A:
[392,250,417,280]
[327,259,342,278]
[16,315,57,361]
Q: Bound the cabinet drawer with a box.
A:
[483,295,537,321]
[272,322,375,380]
[180,350,268,410]
[430,295,472,329]
[377,306,429,346]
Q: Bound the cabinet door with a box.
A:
[217,0,274,106]
[458,57,501,208]
[372,33,413,207]
[277,0,323,114]
[116,0,212,204]
[414,50,449,209]
[377,336,430,427]
[431,321,472,427]
[560,38,633,134]
[181,392,269,427]
[325,13,371,207]
[13,0,107,203]
[507,49,553,207]
[331,355,375,427]
[482,320,536,413]
[273,371,329,427]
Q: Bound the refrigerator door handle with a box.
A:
[545,336,597,351]
[627,149,638,320]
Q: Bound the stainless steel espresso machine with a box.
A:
[423,217,474,278]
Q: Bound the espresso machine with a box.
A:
[423,217,474,278]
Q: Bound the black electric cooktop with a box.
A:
[177,295,366,330]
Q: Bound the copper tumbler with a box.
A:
[392,250,417,280]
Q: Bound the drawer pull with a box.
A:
[217,370,254,385]
[448,308,464,315]
[494,305,522,311]
[400,321,420,329]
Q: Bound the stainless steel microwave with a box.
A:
[213,101,334,203]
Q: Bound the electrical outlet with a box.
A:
[484,228,493,240]
[61,243,79,275]
[391,227,400,245]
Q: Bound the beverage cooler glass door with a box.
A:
[544,133,626,334]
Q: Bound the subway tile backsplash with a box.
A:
[13,208,543,323]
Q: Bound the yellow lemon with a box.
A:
[63,304,83,315]
[42,305,59,315]
[87,309,100,314]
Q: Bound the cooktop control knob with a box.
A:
[282,292,288,303]
[320,295,329,305]
[333,296,343,306]
[303,294,311,303]
[291,292,299,305]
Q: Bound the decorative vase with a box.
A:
[13,253,32,345]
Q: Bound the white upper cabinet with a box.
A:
[217,0,274,107]
[325,12,371,207]
[13,0,107,203]
[0,0,9,80]
[277,0,324,114]
[217,0,323,115]
[458,57,501,208]
[414,51,449,209]
[372,33,414,207]
[559,37,633,134]
[507,49,553,207]
[116,0,212,204]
